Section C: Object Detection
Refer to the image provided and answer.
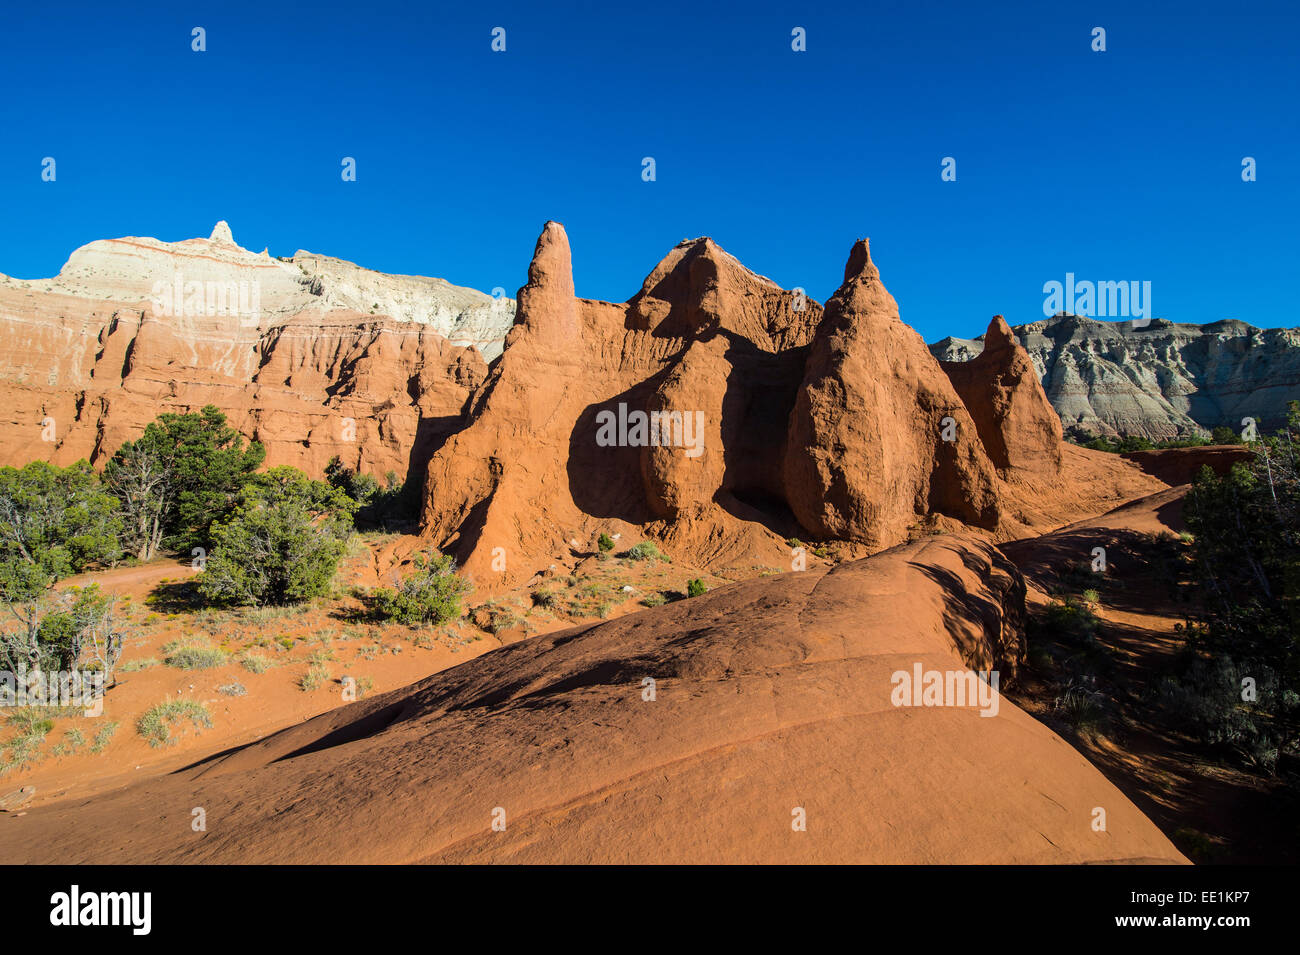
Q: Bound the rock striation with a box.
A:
[0,223,512,480]
[931,315,1300,440]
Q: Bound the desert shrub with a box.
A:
[0,583,129,684]
[345,674,375,699]
[1043,595,1101,640]
[136,699,212,748]
[217,680,247,697]
[686,578,707,598]
[238,652,269,674]
[0,708,57,773]
[299,663,330,692]
[162,638,227,670]
[640,593,667,608]
[597,533,615,554]
[118,657,159,673]
[0,460,122,602]
[89,721,118,753]
[623,541,666,563]
[324,457,417,527]
[471,601,522,635]
[1053,679,1108,736]
[1157,656,1287,772]
[1174,827,1219,863]
[1182,404,1300,774]
[1074,432,1211,453]
[370,552,472,626]
[531,587,559,609]
[197,467,355,606]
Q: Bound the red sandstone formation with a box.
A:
[783,240,1001,548]
[0,224,498,482]
[421,223,823,585]
[939,314,1064,483]
[419,224,1166,588]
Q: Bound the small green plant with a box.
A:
[217,681,247,696]
[1044,595,1101,640]
[531,587,559,608]
[597,533,615,554]
[137,700,212,748]
[686,578,707,598]
[1173,827,1219,863]
[118,656,159,673]
[162,639,228,670]
[239,652,269,674]
[300,663,330,692]
[472,601,522,635]
[370,552,473,626]
[1053,679,1107,737]
[640,593,667,608]
[6,708,57,738]
[0,707,60,772]
[89,721,118,754]
[345,674,375,699]
[623,541,666,563]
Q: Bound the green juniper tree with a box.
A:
[105,405,264,561]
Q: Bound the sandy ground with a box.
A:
[0,534,750,811]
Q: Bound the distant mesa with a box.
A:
[930,313,1300,439]
[0,222,518,482]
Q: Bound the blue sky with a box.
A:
[1,0,1296,343]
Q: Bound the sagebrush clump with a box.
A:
[370,552,472,626]
[137,699,212,748]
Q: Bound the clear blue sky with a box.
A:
[2,0,1296,343]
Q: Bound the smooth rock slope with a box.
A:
[0,534,1187,864]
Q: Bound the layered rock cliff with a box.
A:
[1,221,1167,578]
[931,315,1300,440]
[0,223,512,480]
